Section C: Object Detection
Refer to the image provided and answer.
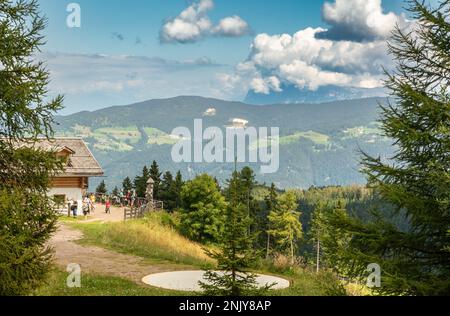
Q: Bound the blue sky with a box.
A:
[36,0,410,114]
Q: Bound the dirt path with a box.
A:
[78,204,125,223]
[48,223,179,284]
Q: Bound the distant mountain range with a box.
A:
[55,96,395,190]
[244,84,387,105]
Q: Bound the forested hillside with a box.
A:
[55,96,394,189]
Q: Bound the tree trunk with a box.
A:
[266,232,271,260]
[290,238,294,265]
[316,238,320,273]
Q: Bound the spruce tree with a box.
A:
[149,160,162,200]
[200,167,269,296]
[112,186,120,197]
[122,176,133,194]
[96,180,107,195]
[160,171,175,211]
[326,0,450,295]
[0,0,64,295]
[173,171,184,209]
[134,166,150,198]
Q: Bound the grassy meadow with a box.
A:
[49,212,369,296]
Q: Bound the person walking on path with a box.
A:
[90,194,96,213]
[105,199,111,214]
[71,200,78,217]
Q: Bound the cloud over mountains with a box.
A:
[220,0,410,98]
[160,0,251,43]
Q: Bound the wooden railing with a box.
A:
[123,199,164,221]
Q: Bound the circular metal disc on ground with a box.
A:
[142,270,290,292]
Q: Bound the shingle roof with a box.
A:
[15,138,104,177]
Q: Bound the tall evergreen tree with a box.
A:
[149,160,162,200]
[239,167,261,235]
[160,171,175,211]
[180,174,226,242]
[326,0,450,295]
[96,180,107,195]
[134,166,150,198]
[122,176,133,194]
[310,200,349,273]
[200,167,269,296]
[264,183,278,259]
[173,171,184,209]
[0,0,64,295]
[268,191,303,265]
[310,201,327,273]
[112,186,120,197]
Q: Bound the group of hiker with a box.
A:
[64,190,145,218]
[109,189,144,208]
[67,194,111,218]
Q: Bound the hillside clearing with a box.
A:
[69,213,215,268]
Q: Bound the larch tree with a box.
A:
[264,183,278,259]
[326,0,450,296]
[0,0,64,295]
[268,190,303,265]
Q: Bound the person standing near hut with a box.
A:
[71,200,78,217]
[90,193,96,213]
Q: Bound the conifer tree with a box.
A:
[134,166,150,198]
[0,0,64,295]
[160,171,175,211]
[264,183,278,259]
[96,180,107,195]
[173,171,184,209]
[312,200,351,274]
[112,186,120,197]
[326,0,450,295]
[268,191,303,265]
[239,167,261,236]
[122,176,133,194]
[200,167,270,296]
[310,201,327,273]
[180,174,226,242]
[149,160,162,200]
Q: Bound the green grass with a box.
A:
[33,269,194,296]
[144,127,178,145]
[95,126,141,142]
[269,269,347,296]
[58,215,92,223]
[279,131,330,146]
[342,126,382,138]
[250,131,330,150]
[59,212,358,296]
[68,213,215,268]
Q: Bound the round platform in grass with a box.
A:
[142,271,290,292]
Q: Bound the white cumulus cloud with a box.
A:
[218,0,409,97]
[319,0,409,41]
[214,15,250,37]
[160,0,250,43]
